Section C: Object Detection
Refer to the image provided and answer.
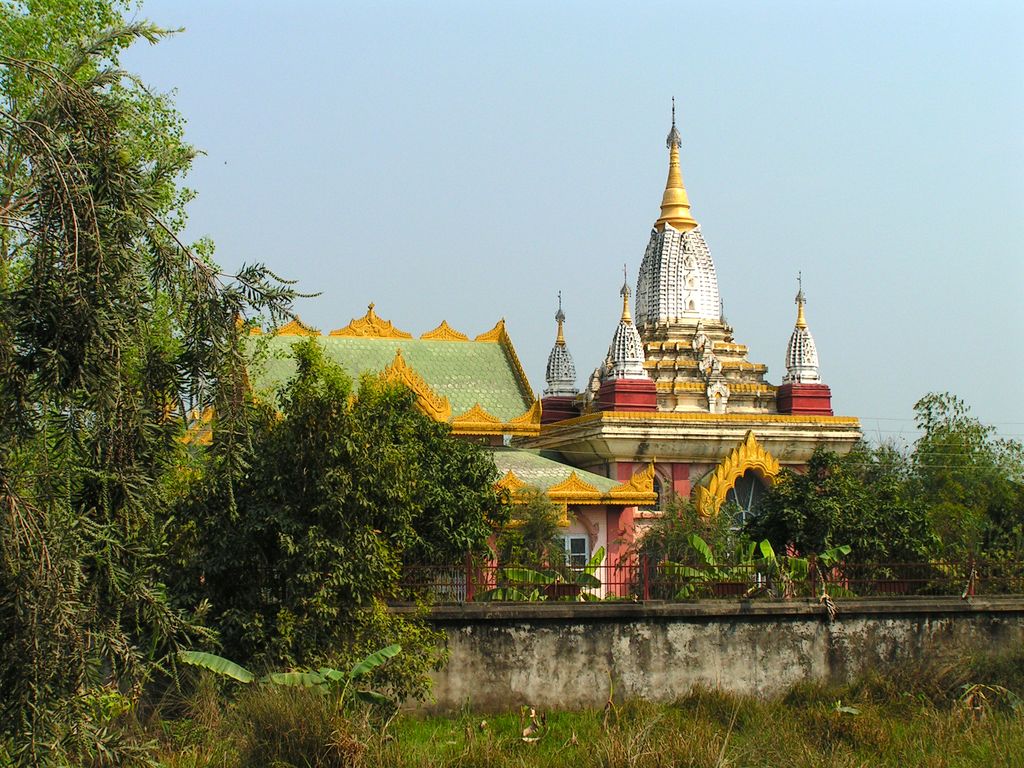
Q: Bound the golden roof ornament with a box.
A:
[655,98,698,232]
[555,291,566,346]
[330,303,412,339]
[795,271,808,329]
[620,266,632,323]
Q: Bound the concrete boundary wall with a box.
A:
[404,597,1024,712]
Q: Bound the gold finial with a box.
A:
[555,291,566,345]
[620,265,632,323]
[655,98,698,232]
[795,272,807,329]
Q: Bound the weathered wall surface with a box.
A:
[407,597,1024,712]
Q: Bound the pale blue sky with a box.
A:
[122,0,1024,444]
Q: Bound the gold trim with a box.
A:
[693,431,781,516]
[473,318,537,406]
[609,463,658,503]
[330,303,412,339]
[506,399,542,430]
[380,349,451,421]
[541,411,860,430]
[451,402,503,433]
[546,472,602,500]
[275,317,320,336]
[420,320,469,341]
[495,469,527,493]
[474,319,506,342]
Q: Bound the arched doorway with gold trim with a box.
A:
[692,431,781,519]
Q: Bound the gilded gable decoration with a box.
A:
[380,349,451,421]
[495,469,527,494]
[546,472,602,502]
[275,317,320,336]
[608,463,658,505]
[451,403,503,434]
[474,319,506,342]
[421,321,469,341]
[693,430,780,516]
[330,303,412,339]
[505,399,542,434]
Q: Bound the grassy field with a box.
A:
[154,651,1024,768]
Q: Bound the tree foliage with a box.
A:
[0,2,297,763]
[911,392,1023,557]
[175,340,508,698]
[746,393,1023,563]
[745,444,935,564]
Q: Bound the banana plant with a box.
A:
[660,534,723,598]
[754,541,852,598]
[178,644,401,707]
[480,547,606,601]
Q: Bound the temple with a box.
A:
[521,104,861,540]
[245,105,861,573]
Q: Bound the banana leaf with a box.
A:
[350,644,401,679]
[178,651,254,683]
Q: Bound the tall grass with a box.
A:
[153,649,1024,768]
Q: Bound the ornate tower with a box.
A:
[542,293,581,424]
[634,104,774,414]
[597,271,657,411]
[777,277,833,415]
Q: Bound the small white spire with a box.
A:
[545,292,577,396]
[783,274,820,383]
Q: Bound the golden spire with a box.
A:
[555,291,566,345]
[620,265,632,323]
[655,98,698,232]
[795,272,807,329]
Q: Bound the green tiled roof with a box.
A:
[248,335,534,422]
[488,447,619,494]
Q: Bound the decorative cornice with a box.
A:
[380,349,452,422]
[330,303,412,339]
[693,431,781,516]
[540,410,861,430]
[420,320,469,342]
[275,317,320,336]
[654,381,777,395]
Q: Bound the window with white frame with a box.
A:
[562,535,589,569]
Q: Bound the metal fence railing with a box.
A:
[394,557,1024,604]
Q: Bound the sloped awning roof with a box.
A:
[246,306,540,437]
[489,447,656,508]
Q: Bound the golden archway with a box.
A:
[693,431,780,516]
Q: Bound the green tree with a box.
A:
[912,392,1024,557]
[745,443,935,564]
[177,340,507,699]
[637,494,741,567]
[0,3,296,763]
[493,489,566,567]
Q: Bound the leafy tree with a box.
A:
[911,392,1024,557]
[637,494,742,567]
[745,443,935,564]
[176,340,508,699]
[493,489,566,567]
[0,2,296,763]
